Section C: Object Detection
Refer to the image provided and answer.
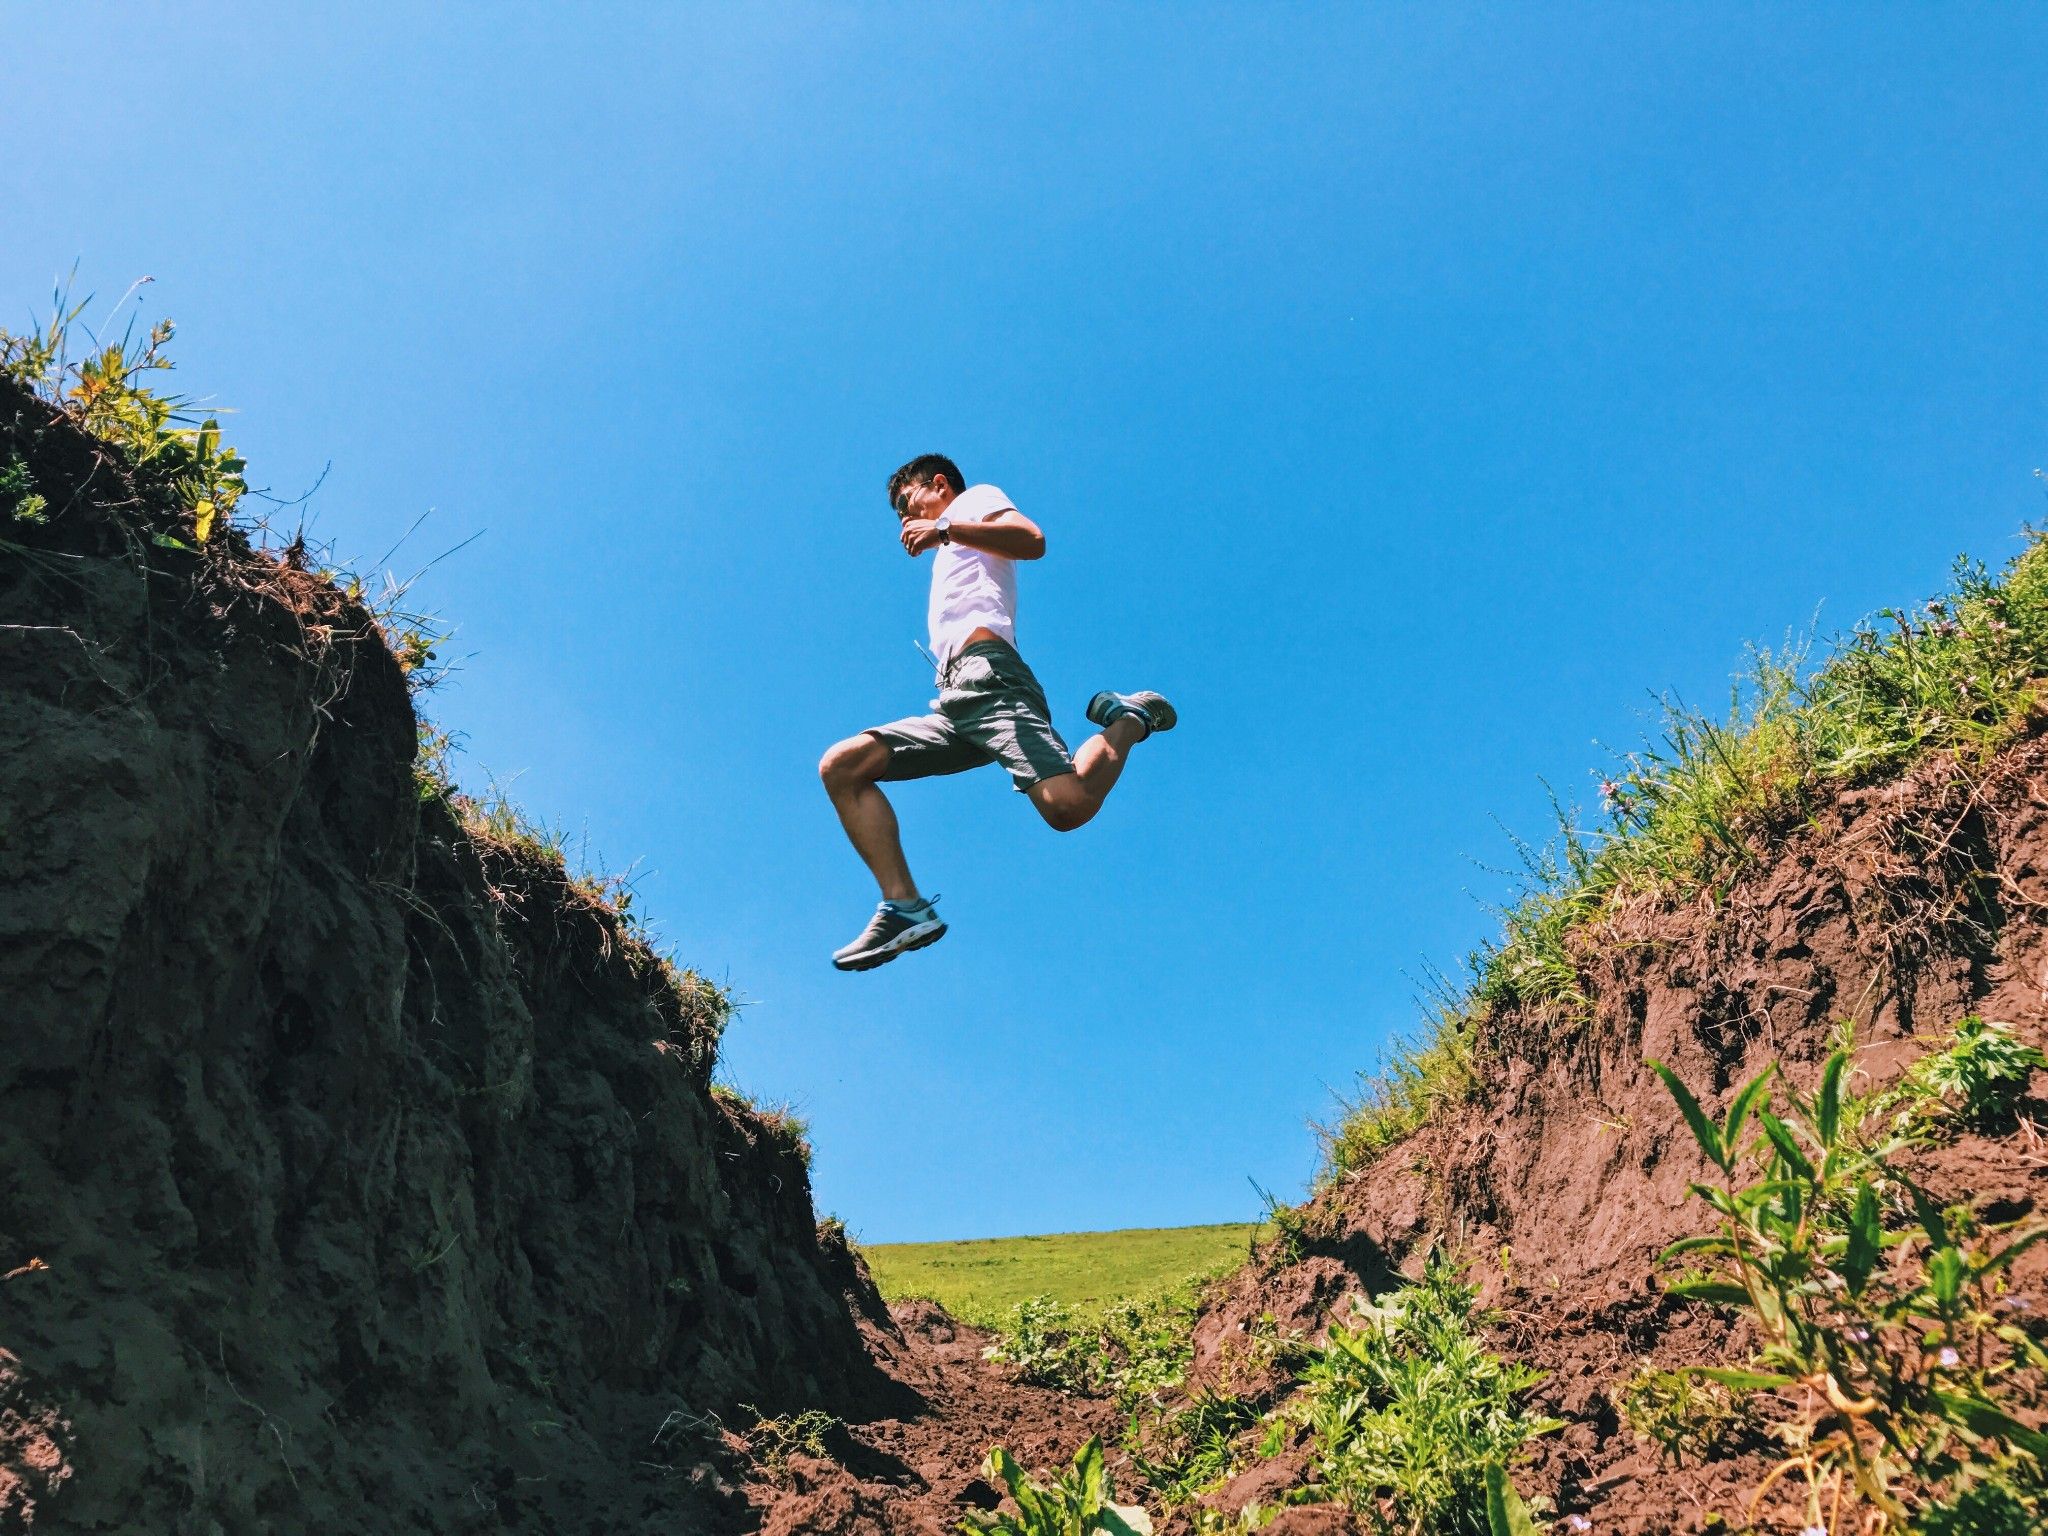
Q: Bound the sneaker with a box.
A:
[831,897,947,972]
[1085,689,1177,738]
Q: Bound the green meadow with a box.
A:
[858,1221,1265,1328]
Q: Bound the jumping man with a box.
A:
[819,453,1176,971]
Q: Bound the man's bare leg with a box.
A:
[819,733,920,902]
[1028,714,1146,832]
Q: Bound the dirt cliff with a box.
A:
[0,373,918,1532]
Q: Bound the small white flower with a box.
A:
[1566,1518,1592,1533]
[1938,1346,1960,1368]
[1800,1526,1828,1536]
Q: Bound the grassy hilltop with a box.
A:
[860,1221,1265,1328]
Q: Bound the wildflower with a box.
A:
[1801,1526,1828,1536]
[1847,1326,1870,1343]
[1599,779,1621,802]
[1566,1518,1592,1533]
[1998,1294,2031,1312]
[1938,1346,1960,1368]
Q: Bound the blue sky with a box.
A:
[7,6,2046,1241]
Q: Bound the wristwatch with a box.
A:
[935,518,952,545]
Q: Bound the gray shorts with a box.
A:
[866,639,1075,792]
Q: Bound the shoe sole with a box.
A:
[832,919,948,972]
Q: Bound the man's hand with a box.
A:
[900,519,946,557]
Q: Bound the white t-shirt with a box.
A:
[927,483,1021,663]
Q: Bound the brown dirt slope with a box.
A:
[0,374,1070,1534]
[1168,731,2048,1532]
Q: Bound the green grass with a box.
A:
[859,1222,1265,1328]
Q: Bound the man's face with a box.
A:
[892,475,947,524]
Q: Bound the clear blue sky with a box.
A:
[7,7,2046,1241]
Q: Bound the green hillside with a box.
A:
[859,1221,1264,1327]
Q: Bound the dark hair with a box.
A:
[887,453,963,511]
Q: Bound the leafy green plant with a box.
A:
[1296,1251,1562,1534]
[960,1436,1153,1536]
[1652,1043,2048,1530]
[1127,1387,1261,1506]
[1481,1465,1543,1536]
[1187,1507,1272,1535]
[1913,1458,2044,1535]
[985,1283,1203,1408]
[0,453,47,523]
[3,284,247,543]
[1905,1015,2045,1132]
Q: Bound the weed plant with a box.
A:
[1651,1031,2048,1531]
[985,1280,1292,1512]
[1328,535,2048,1177]
[959,1436,1153,1536]
[2,284,247,547]
[1293,1251,1562,1534]
[1618,1365,1768,1466]
[1,452,48,523]
[743,1406,838,1484]
[1126,1388,1262,1506]
[985,1283,1204,1407]
[1903,1014,2046,1132]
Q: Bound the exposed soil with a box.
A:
[742,1300,1118,1536]
[4,364,2044,1533]
[1151,730,2048,1533]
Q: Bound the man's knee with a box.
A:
[820,734,888,791]
[1031,781,1095,832]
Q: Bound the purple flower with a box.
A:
[1938,1346,1960,1368]
[1566,1518,1592,1533]
[1847,1327,1870,1343]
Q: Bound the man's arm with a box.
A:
[901,509,1046,560]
